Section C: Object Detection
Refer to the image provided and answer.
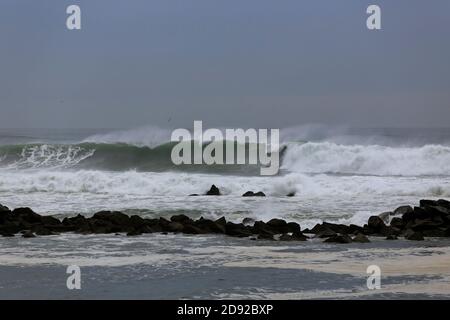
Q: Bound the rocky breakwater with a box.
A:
[1,196,450,243]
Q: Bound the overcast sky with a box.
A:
[0,0,449,129]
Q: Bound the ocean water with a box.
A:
[1,126,450,227]
[1,126,450,299]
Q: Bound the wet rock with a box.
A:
[291,231,308,241]
[404,229,424,241]
[215,217,226,227]
[402,207,430,223]
[167,222,184,233]
[390,217,405,229]
[252,221,276,237]
[287,222,301,234]
[242,191,266,197]
[386,235,398,240]
[352,233,370,243]
[0,204,10,213]
[410,218,444,231]
[367,216,386,232]
[286,192,295,197]
[323,234,352,244]
[348,224,365,235]
[206,185,221,196]
[92,211,130,227]
[258,232,275,240]
[315,228,337,238]
[22,230,36,238]
[394,205,413,216]
[1,232,15,237]
[126,229,142,236]
[33,226,54,236]
[225,222,252,237]
[129,215,146,229]
[188,194,199,196]
[183,224,206,234]
[170,214,193,224]
[322,222,351,235]
[378,212,392,224]
[194,218,225,234]
[278,233,294,241]
[12,207,42,224]
[266,218,289,234]
[242,217,255,226]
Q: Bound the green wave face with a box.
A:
[0,141,271,175]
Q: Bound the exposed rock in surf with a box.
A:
[323,234,352,244]
[242,191,266,197]
[2,198,450,243]
[225,222,253,237]
[378,212,392,224]
[206,185,221,196]
[386,235,398,240]
[393,205,413,216]
[286,192,295,197]
[352,233,370,243]
[22,230,36,238]
[404,229,424,241]
[242,217,255,226]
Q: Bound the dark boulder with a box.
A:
[323,234,352,244]
[166,222,184,233]
[170,214,193,224]
[12,207,42,224]
[183,224,207,234]
[206,185,221,196]
[129,215,146,229]
[33,226,55,236]
[352,233,370,243]
[126,229,142,236]
[404,229,424,241]
[315,228,337,238]
[195,218,226,233]
[278,234,294,241]
[390,217,405,229]
[310,223,347,235]
[287,222,301,234]
[215,217,227,227]
[266,218,289,234]
[0,204,10,213]
[286,192,295,197]
[322,222,351,234]
[378,212,392,224]
[22,230,36,238]
[225,222,252,237]
[252,221,276,236]
[242,191,266,197]
[394,205,413,216]
[367,216,385,232]
[41,216,61,226]
[291,231,308,241]
[92,211,130,227]
[242,217,255,226]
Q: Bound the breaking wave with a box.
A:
[1,140,450,177]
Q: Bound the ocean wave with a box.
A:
[282,142,450,176]
[1,140,450,177]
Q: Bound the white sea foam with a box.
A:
[282,142,450,176]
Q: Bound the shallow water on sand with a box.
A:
[1,233,450,299]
